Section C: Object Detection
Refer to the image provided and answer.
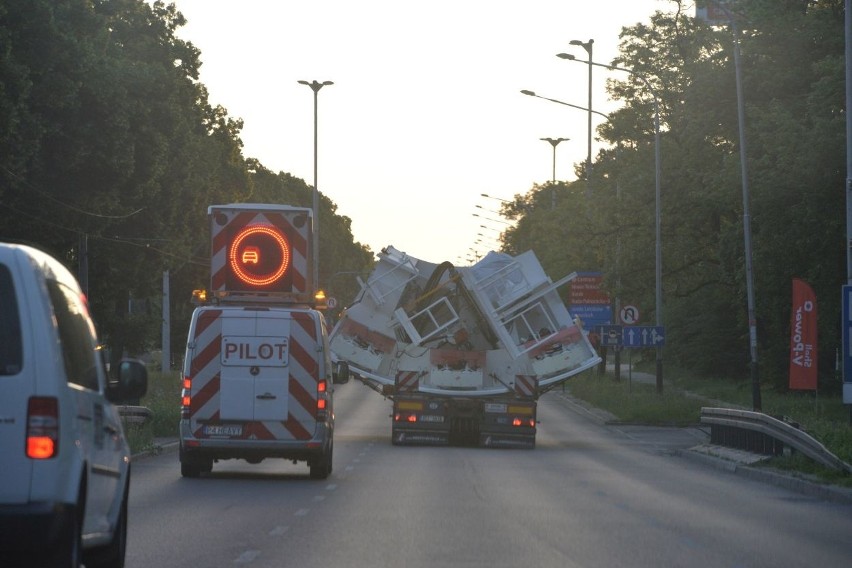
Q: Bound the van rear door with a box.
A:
[220,313,290,422]
[187,307,321,442]
[0,259,31,503]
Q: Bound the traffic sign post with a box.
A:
[842,286,852,405]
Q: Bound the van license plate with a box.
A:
[203,425,243,436]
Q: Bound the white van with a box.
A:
[179,304,335,479]
[0,243,148,568]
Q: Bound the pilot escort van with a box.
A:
[0,242,148,568]
[179,204,335,479]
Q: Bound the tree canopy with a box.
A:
[0,0,373,364]
[502,0,846,390]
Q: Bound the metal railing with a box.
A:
[700,407,852,474]
[118,405,152,427]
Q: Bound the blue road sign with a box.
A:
[597,325,623,347]
[842,285,852,404]
[572,305,612,329]
[623,326,666,348]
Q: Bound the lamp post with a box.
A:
[698,1,761,411]
[298,79,333,291]
[553,54,664,393]
[540,137,569,208]
[569,39,594,196]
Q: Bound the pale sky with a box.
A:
[162,0,680,264]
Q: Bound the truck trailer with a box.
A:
[329,246,601,448]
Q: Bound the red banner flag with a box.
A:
[789,278,818,390]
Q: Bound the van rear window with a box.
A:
[0,264,23,375]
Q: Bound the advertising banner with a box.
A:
[789,278,818,390]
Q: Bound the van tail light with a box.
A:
[27,397,59,459]
[181,376,192,418]
[316,379,329,420]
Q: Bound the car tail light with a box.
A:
[181,377,192,418]
[27,397,58,459]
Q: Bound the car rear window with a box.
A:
[0,264,23,375]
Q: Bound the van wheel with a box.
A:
[84,482,128,568]
[180,448,212,478]
[309,441,333,480]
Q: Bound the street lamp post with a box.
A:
[569,39,594,196]
[540,137,570,208]
[298,79,333,291]
[553,54,664,393]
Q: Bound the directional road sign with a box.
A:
[623,326,666,348]
[597,325,623,347]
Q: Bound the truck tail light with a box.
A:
[27,397,59,459]
[181,377,192,418]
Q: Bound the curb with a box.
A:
[680,446,852,506]
[131,438,180,461]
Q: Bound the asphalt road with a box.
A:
[125,379,852,568]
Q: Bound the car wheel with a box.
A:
[83,481,128,568]
[49,499,82,567]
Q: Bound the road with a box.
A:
[126,379,852,568]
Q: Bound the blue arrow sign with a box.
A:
[623,326,666,348]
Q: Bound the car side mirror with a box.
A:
[107,358,148,403]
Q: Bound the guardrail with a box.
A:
[700,407,852,474]
[118,405,152,427]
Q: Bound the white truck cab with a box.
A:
[0,243,148,568]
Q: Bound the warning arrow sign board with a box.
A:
[623,326,666,348]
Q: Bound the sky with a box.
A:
[161,0,681,264]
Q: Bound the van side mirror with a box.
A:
[332,361,350,384]
[107,358,148,403]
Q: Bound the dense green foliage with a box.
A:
[503,0,847,392]
[0,0,373,364]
